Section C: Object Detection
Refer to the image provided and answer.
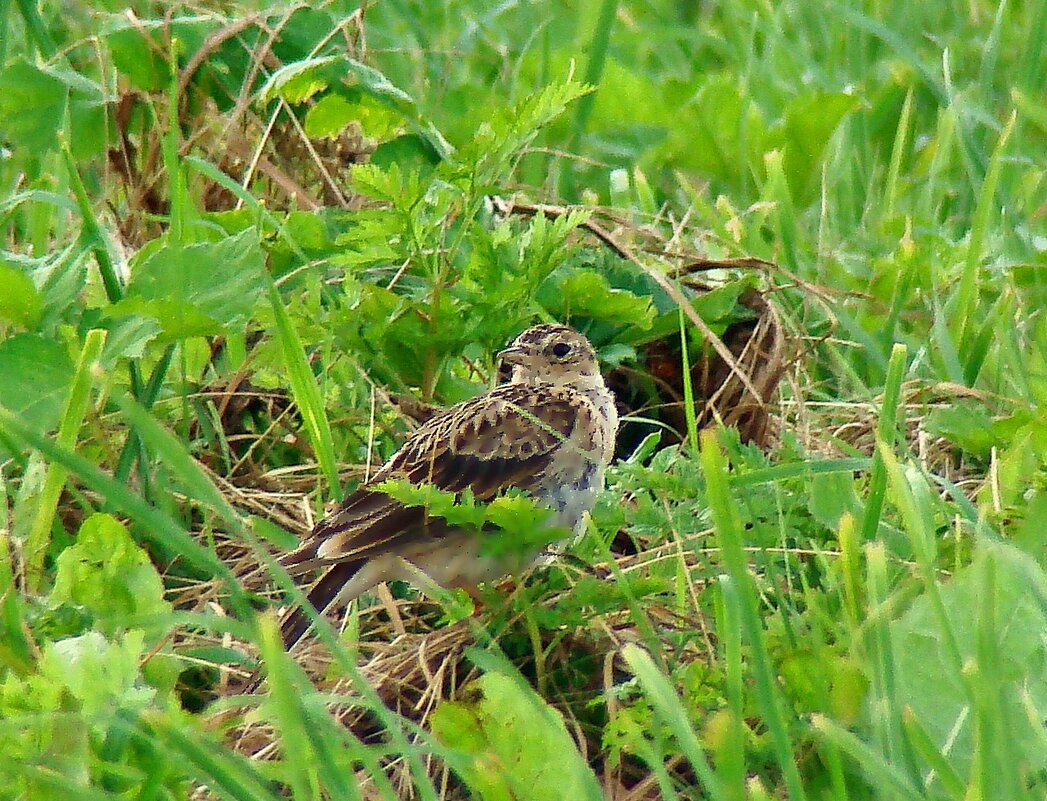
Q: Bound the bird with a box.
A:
[276,323,619,651]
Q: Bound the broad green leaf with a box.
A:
[0,263,43,329]
[343,58,416,113]
[924,402,997,460]
[95,312,162,365]
[431,672,602,801]
[808,471,860,529]
[0,61,66,151]
[668,74,766,185]
[0,61,106,159]
[102,15,218,91]
[371,133,442,172]
[119,229,265,340]
[892,541,1047,778]
[259,55,341,103]
[616,276,759,347]
[0,333,73,436]
[105,24,168,91]
[537,269,655,328]
[304,93,359,138]
[40,630,155,721]
[50,514,172,637]
[764,91,860,204]
[27,247,90,326]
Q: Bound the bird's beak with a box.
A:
[497,346,527,365]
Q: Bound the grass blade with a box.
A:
[813,714,924,801]
[859,343,908,542]
[143,714,285,801]
[622,643,726,800]
[265,279,341,501]
[24,328,106,591]
[884,87,914,218]
[953,110,1015,348]
[700,429,808,801]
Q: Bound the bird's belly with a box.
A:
[396,533,525,589]
[541,461,603,532]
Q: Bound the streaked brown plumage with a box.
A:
[278,324,618,650]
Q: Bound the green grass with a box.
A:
[1,0,1047,798]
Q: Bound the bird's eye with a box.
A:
[551,342,571,358]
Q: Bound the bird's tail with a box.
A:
[279,560,362,652]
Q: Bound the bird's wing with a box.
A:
[281,383,582,571]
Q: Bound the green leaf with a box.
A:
[249,515,299,550]
[538,269,655,328]
[457,80,590,187]
[0,61,106,159]
[431,672,602,801]
[102,15,218,92]
[373,480,570,558]
[304,94,359,138]
[104,24,168,91]
[808,471,860,529]
[764,91,860,204]
[371,133,442,172]
[668,74,766,185]
[892,541,1047,778]
[260,55,341,104]
[95,312,162,365]
[0,61,66,151]
[924,402,997,460]
[0,333,73,436]
[49,514,173,636]
[40,630,156,723]
[0,262,43,328]
[119,229,265,340]
[343,58,416,112]
[616,276,758,347]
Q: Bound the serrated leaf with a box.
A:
[373,479,569,558]
[457,80,590,187]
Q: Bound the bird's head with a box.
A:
[497,324,602,388]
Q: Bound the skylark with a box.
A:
[278,323,618,649]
